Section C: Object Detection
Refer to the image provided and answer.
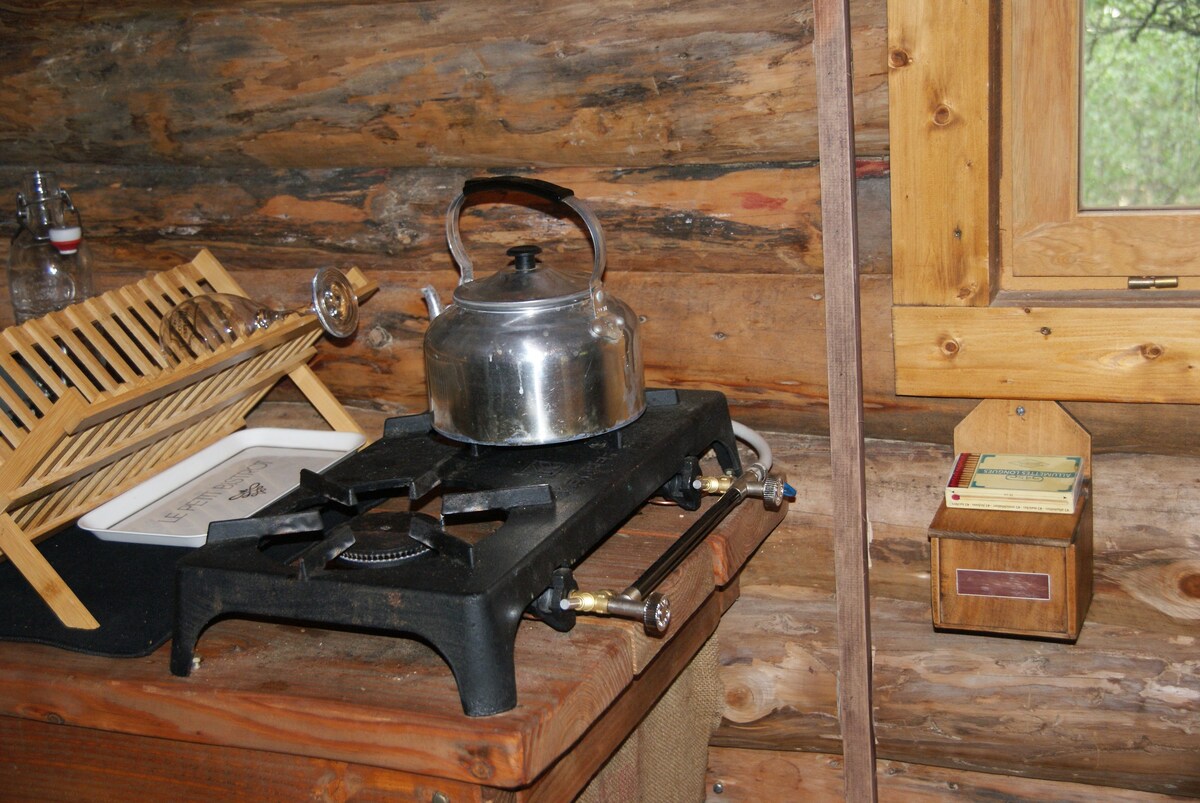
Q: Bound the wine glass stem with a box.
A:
[258,308,302,329]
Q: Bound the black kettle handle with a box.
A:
[461,176,575,203]
[445,176,606,287]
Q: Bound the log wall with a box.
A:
[5,0,1200,451]
[709,432,1200,799]
[2,1,1197,798]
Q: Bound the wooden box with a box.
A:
[928,490,1093,640]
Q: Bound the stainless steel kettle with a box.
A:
[423,177,645,446]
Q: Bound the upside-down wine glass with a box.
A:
[158,267,359,363]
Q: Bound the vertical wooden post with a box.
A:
[813,0,879,800]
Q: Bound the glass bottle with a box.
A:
[7,171,94,323]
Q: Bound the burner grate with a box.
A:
[333,511,435,567]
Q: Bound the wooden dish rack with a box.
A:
[0,249,375,629]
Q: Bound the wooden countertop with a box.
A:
[0,432,785,800]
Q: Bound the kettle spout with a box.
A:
[422,285,444,320]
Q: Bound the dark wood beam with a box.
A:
[813,0,878,799]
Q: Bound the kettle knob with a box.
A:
[507,245,542,273]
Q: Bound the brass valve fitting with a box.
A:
[564,589,616,614]
[693,474,735,494]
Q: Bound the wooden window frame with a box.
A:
[1009,2,1200,283]
[889,0,1200,404]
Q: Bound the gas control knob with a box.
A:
[642,592,671,635]
[761,474,786,510]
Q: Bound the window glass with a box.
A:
[1081,0,1200,209]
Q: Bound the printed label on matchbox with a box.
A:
[968,454,1081,493]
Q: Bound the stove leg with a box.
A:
[439,608,522,717]
[170,578,221,677]
[170,619,202,677]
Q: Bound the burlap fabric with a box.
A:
[576,634,723,802]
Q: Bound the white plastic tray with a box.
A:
[78,428,367,547]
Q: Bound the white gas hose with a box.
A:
[732,420,772,471]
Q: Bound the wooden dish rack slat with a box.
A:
[0,249,375,630]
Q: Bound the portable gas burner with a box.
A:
[170,389,770,716]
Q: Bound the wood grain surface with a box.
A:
[2,0,1198,797]
[0,399,787,795]
[705,747,1193,802]
[714,433,1200,796]
[887,0,996,307]
[889,0,1200,404]
[814,0,878,797]
[1,715,497,803]
[893,304,1200,404]
[2,158,1195,452]
[4,0,1200,452]
[0,1,888,169]
[1008,1,1200,281]
[0,163,891,280]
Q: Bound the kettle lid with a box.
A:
[454,245,591,310]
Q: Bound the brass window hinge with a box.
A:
[1127,276,1179,289]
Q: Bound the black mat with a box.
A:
[0,526,186,657]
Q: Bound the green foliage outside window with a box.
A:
[1081,0,1200,208]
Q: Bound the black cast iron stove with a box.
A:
[170,389,740,716]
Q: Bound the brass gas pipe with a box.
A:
[562,455,787,635]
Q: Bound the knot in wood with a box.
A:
[1179,572,1200,600]
[469,757,495,781]
[888,49,911,68]
[365,325,394,349]
[1140,343,1165,360]
[932,104,953,126]
[940,338,960,356]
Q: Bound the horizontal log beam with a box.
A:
[0,163,892,278]
[255,267,1200,456]
[0,160,892,437]
[706,747,1187,802]
[0,1,888,169]
[3,163,1197,453]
